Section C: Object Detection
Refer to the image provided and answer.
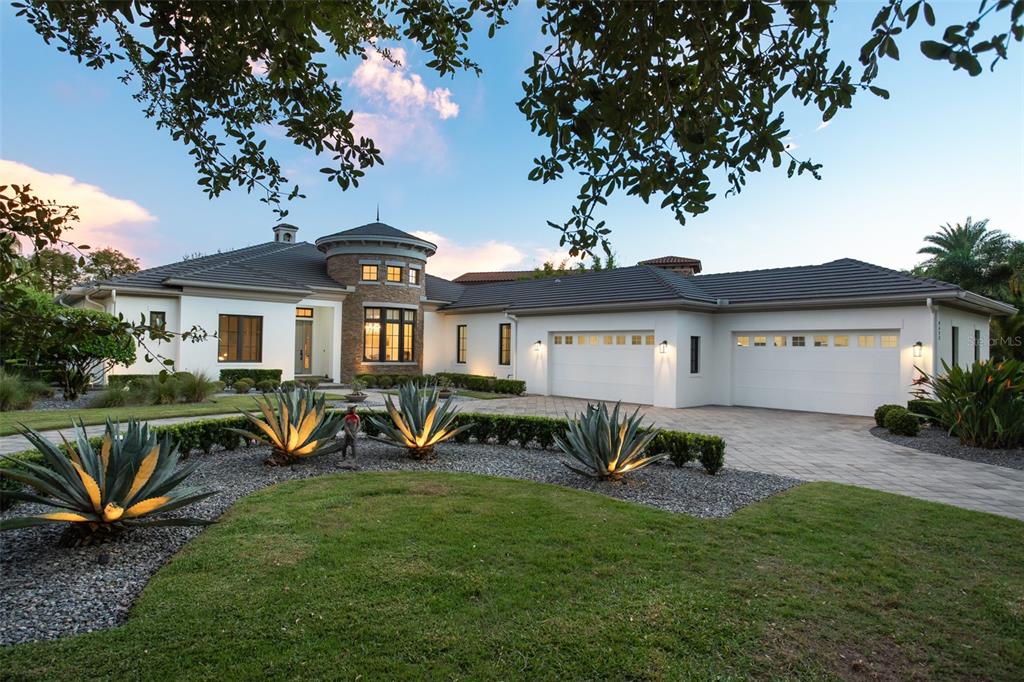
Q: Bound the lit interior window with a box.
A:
[858,335,875,348]
[615,335,625,345]
[813,335,828,347]
[578,335,587,345]
[736,336,749,347]
[631,335,642,345]
[386,265,402,283]
[880,334,898,348]
[553,335,562,344]
[604,335,613,345]
[296,307,313,318]
[834,335,849,347]
[360,264,378,281]
[773,335,787,347]
[565,335,573,345]
[645,335,655,345]
[753,336,767,347]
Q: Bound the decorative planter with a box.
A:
[345,393,368,403]
[438,390,453,400]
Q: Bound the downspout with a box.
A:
[504,312,518,380]
[925,297,936,377]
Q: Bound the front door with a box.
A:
[295,320,313,375]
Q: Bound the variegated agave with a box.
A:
[233,386,345,465]
[367,382,473,459]
[555,402,666,480]
[0,420,216,545]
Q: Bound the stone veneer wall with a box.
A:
[326,253,426,381]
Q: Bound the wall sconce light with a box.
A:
[913,341,923,358]
[534,340,542,352]
[659,340,668,354]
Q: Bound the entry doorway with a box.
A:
[295,319,313,375]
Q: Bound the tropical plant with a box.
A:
[554,402,666,481]
[89,384,138,408]
[915,218,1010,293]
[232,386,346,465]
[913,359,1024,448]
[367,382,472,460]
[0,420,216,545]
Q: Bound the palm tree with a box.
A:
[916,218,1009,295]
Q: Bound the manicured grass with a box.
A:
[1,475,1021,680]
[0,394,345,435]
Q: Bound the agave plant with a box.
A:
[0,420,216,545]
[555,402,666,480]
[233,386,346,465]
[367,381,473,459]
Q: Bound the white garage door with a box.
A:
[550,331,655,405]
[732,331,902,416]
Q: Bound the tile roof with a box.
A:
[638,255,702,265]
[424,274,466,303]
[316,221,430,243]
[90,241,346,293]
[690,258,959,303]
[452,270,536,284]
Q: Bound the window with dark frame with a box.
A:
[386,265,402,282]
[499,323,511,365]
[217,314,263,362]
[951,325,959,366]
[360,264,378,281]
[363,307,415,362]
[456,325,467,363]
[149,311,166,339]
[408,268,420,285]
[295,307,313,318]
[974,329,981,363]
[690,336,700,374]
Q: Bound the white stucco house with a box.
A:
[62,221,1015,417]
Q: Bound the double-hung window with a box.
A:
[456,325,467,363]
[408,268,420,285]
[218,314,263,362]
[498,323,512,365]
[364,307,415,362]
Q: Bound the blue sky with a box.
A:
[2,2,1021,278]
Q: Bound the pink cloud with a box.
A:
[351,48,459,120]
[2,159,158,261]
[412,231,587,280]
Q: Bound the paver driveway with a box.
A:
[460,395,1024,521]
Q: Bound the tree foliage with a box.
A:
[11,0,1022,255]
[913,218,1024,361]
[0,287,136,399]
[81,247,140,281]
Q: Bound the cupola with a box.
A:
[272,223,299,243]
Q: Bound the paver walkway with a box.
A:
[4,395,1022,521]
[457,396,1024,521]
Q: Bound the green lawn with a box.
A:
[0,394,345,435]
[1,474,1021,680]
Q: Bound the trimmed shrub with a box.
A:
[906,398,939,424]
[107,374,157,388]
[377,376,394,389]
[280,380,298,391]
[434,372,526,395]
[256,379,279,393]
[884,407,920,437]
[873,404,903,428]
[300,377,321,389]
[218,369,283,387]
[357,374,378,388]
[233,379,254,394]
[697,437,726,475]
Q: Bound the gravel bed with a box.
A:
[31,392,96,411]
[0,439,800,646]
[871,425,1024,470]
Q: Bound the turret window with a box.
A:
[361,264,378,281]
[364,307,415,362]
[386,265,403,282]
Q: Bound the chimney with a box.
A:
[272,223,299,244]
[638,255,702,276]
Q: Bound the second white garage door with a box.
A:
[550,331,655,405]
[732,331,902,416]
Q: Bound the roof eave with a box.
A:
[162,278,312,296]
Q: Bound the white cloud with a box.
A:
[815,120,831,131]
[1,159,157,258]
[412,230,587,280]
[352,47,458,119]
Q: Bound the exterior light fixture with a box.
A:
[659,340,668,354]
[534,340,542,352]
[913,341,923,358]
